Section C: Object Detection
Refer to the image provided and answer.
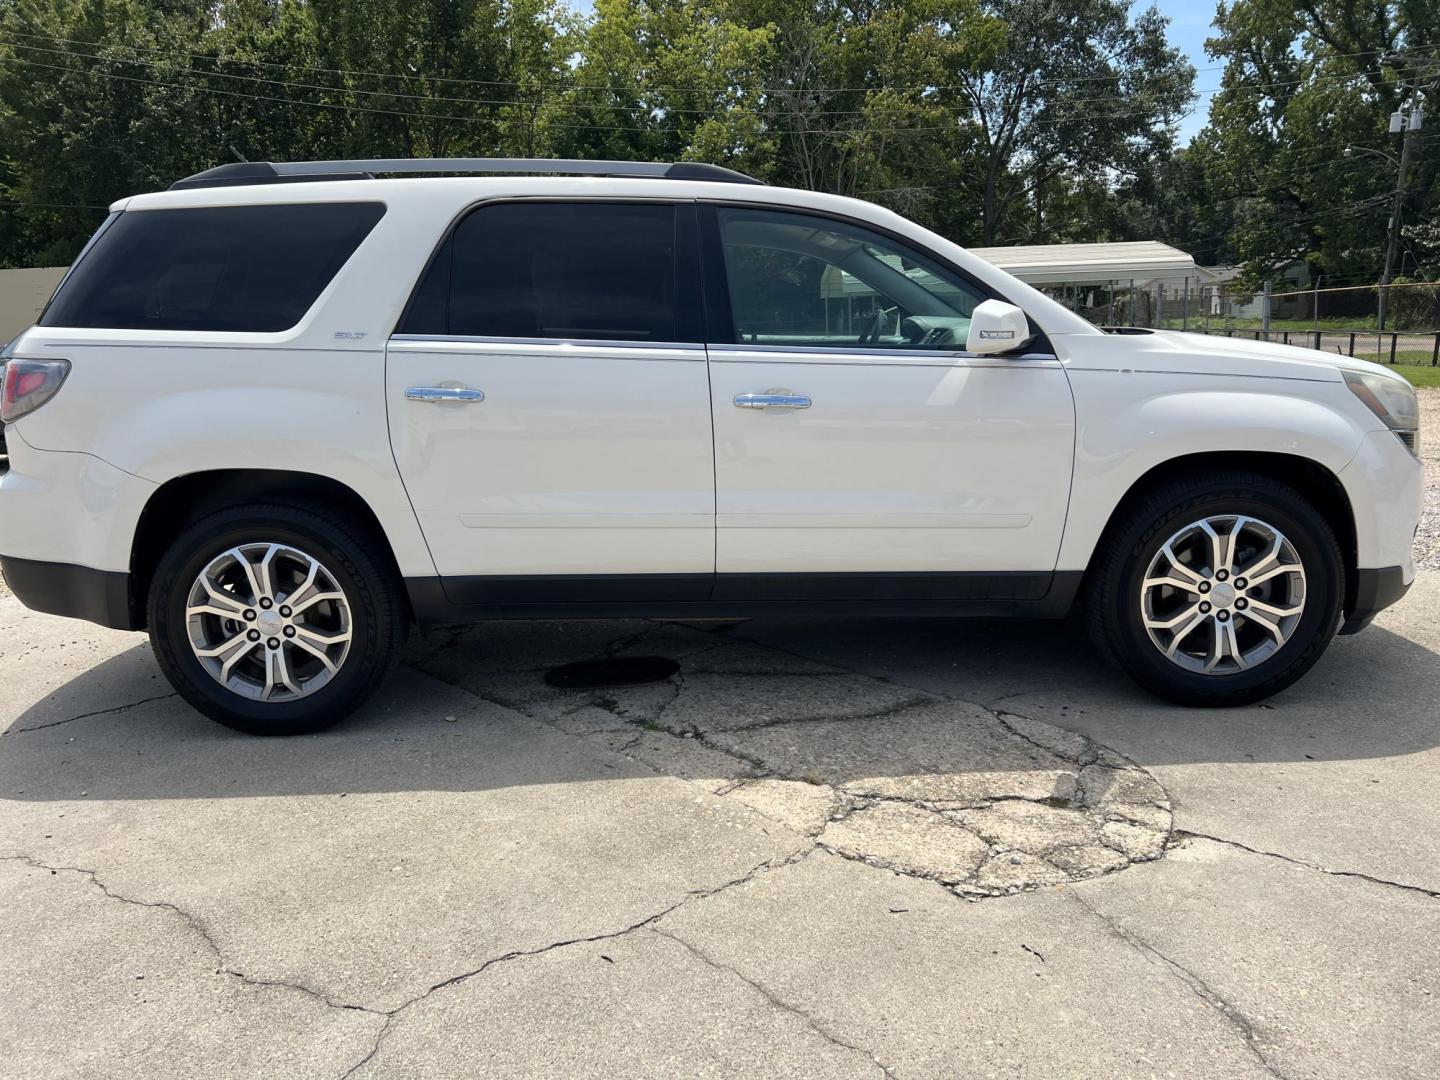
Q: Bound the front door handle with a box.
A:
[734,392,812,410]
[405,386,485,404]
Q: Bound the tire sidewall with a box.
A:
[149,510,391,734]
[1111,488,1342,701]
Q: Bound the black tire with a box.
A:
[147,502,408,735]
[1085,471,1343,707]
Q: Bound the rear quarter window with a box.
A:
[40,202,385,332]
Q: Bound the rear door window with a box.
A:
[399,202,685,343]
[40,203,385,332]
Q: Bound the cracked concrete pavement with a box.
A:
[2,569,1438,1078]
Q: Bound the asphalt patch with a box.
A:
[544,656,681,689]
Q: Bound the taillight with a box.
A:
[1,359,71,423]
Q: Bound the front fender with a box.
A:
[1057,370,1374,572]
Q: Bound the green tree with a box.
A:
[941,0,1193,244]
[542,0,773,172]
[0,0,217,265]
[1196,0,1439,289]
[0,0,1200,267]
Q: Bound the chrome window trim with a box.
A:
[709,342,1057,361]
[390,333,705,353]
[709,357,1062,370]
[387,334,1058,367]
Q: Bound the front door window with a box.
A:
[716,207,991,351]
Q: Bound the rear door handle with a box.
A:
[734,392,811,410]
[405,386,485,404]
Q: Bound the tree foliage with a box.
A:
[1186,0,1439,288]
[21,0,1426,285]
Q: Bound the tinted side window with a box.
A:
[716,207,990,350]
[402,202,679,342]
[40,203,385,332]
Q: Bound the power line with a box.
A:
[0,25,1431,115]
[7,32,1411,112]
[0,198,111,211]
[10,47,1440,147]
[0,55,504,128]
[0,52,1206,134]
[0,50,1337,135]
[4,23,1437,97]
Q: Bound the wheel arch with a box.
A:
[1077,451,1358,614]
[129,469,409,630]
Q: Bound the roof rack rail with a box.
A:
[169,158,764,191]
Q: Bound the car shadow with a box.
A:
[731,611,1440,769]
[2,609,1438,804]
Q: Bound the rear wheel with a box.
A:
[1087,472,1343,706]
[147,503,407,734]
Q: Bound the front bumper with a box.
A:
[1339,565,1410,635]
[0,555,136,630]
[1337,429,1423,581]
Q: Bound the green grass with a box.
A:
[1345,352,1440,386]
[1351,349,1434,365]
[1351,359,1440,386]
[1387,363,1440,388]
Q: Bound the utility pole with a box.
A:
[1379,55,1429,333]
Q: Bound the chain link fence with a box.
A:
[1052,278,1440,366]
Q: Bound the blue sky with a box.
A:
[1155,0,1225,143]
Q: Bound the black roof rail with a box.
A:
[170,158,764,191]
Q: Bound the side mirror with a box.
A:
[965,300,1031,355]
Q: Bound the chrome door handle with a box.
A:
[734,392,811,410]
[405,386,485,404]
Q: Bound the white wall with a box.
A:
[0,267,65,344]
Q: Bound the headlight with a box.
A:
[1344,370,1419,455]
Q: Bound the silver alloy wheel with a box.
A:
[1140,515,1307,675]
[185,543,353,702]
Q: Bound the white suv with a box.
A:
[0,158,1423,734]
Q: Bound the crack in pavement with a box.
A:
[2,692,178,736]
[0,853,384,1016]
[986,687,1080,709]
[986,707,1101,768]
[691,692,938,735]
[7,843,822,1080]
[601,624,658,656]
[336,845,817,1078]
[410,626,1172,900]
[1064,886,1289,1080]
[1174,831,1440,900]
[405,627,465,668]
[651,926,898,1078]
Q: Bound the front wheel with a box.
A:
[147,503,408,735]
[1086,472,1344,706]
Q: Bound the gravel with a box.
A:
[1413,388,1440,571]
